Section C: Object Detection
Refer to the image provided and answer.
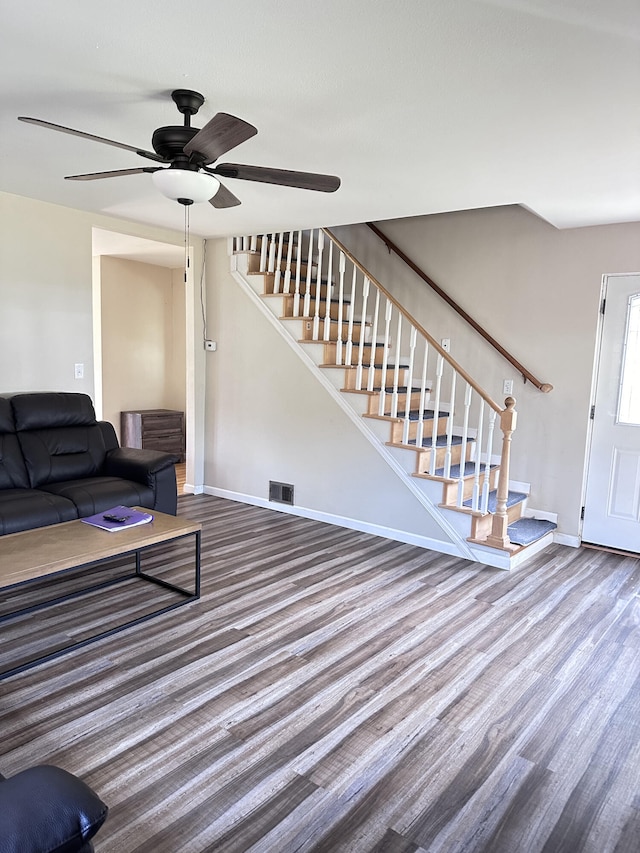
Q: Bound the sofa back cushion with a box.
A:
[0,397,30,489]
[12,393,108,488]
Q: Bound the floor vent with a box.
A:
[269,481,294,505]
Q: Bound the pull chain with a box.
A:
[183,203,190,284]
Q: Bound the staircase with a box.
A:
[229,229,556,570]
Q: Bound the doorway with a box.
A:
[91,228,191,491]
[583,273,640,551]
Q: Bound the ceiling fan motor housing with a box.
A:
[152,126,202,163]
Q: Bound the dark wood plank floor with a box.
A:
[1,494,639,852]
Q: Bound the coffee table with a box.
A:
[0,509,201,680]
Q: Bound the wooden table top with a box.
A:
[0,509,201,589]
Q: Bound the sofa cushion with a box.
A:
[0,399,30,490]
[0,764,108,853]
[10,393,98,431]
[0,397,16,433]
[0,490,77,535]
[11,395,109,489]
[41,477,155,516]
[18,426,108,489]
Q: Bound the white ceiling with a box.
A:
[2,0,639,239]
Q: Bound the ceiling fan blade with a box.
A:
[209,180,242,209]
[212,163,341,193]
[183,113,258,164]
[65,167,161,181]
[18,117,167,163]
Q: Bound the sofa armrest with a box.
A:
[104,447,178,481]
[0,765,108,853]
[104,447,179,515]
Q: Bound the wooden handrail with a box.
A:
[323,227,503,414]
[365,222,553,393]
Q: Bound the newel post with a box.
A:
[486,396,517,549]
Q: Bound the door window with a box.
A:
[617,293,640,426]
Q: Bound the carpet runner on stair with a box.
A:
[507,517,557,545]
[463,489,528,512]
[434,461,498,478]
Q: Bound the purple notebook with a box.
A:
[80,505,153,532]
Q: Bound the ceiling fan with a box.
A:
[18,89,341,208]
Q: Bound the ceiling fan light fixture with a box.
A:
[152,168,220,204]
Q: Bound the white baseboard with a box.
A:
[553,532,581,548]
[203,486,464,557]
[183,483,204,495]
[523,506,558,524]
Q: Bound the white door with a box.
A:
[583,274,640,551]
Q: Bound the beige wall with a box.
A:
[0,193,95,394]
[100,257,186,440]
[0,191,205,485]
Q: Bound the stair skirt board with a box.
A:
[508,517,558,546]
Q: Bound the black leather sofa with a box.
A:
[0,392,179,535]
[0,764,108,853]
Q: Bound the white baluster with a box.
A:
[283,231,293,294]
[345,266,357,367]
[457,384,473,506]
[268,234,277,274]
[443,370,457,479]
[323,240,334,342]
[273,232,284,294]
[336,252,346,364]
[368,289,381,393]
[402,327,417,445]
[355,277,370,391]
[416,340,429,448]
[391,311,403,419]
[259,234,268,272]
[293,230,303,316]
[378,298,393,417]
[472,403,485,511]
[313,230,325,340]
[303,230,314,317]
[249,234,257,253]
[429,355,444,475]
[481,409,497,514]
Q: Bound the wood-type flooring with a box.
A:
[1,494,639,852]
